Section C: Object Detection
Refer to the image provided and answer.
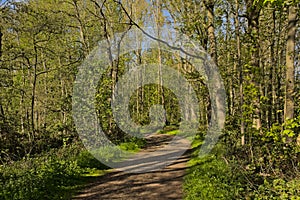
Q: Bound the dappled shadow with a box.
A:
[73,134,191,200]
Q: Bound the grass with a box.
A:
[183,135,300,200]
[158,125,203,142]
[158,125,179,134]
[0,136,148,200]
[0,143,110,200]
[164,129,179,135]
[159,127,237,199]
[118,137,146,152]
[3,128,242,200]
[183,133,237,200]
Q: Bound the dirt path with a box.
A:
[73,134,190,200]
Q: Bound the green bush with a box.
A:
[184,142,239,200]
[0,157,82,199]
[252,178,300,200]
[0,143,108,200]
[184,155,236,200]
[121,137,146,151]
[76,150,109,169]
[184,132,299,200]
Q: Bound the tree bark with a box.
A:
[284,5,296,121]
[235,0,245,145]
[0,30,2,58]
[246,0,262,130]
[204,0,218,66]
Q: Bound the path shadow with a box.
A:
[73,134,192,200]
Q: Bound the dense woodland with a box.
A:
[0,0,300,199]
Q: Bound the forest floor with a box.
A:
[72,134,191,200]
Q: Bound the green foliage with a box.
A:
[184,145,236,200]
[266,115,300,143]
[119,142,141,152]
[253,178,300,199]
[0,144,109,200]
[158,125,180,135]
[1,158,80,199]
[119,137,146,152]
[259,0,299,6]
[258,116,300,174]
[219,116,300,199]
[76,150,109,170]
[1,0,300,199]
[185,118,300,199]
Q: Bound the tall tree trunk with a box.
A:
[226,8,233,116]
[0,101,5,123]
[235,0,245,145]
[268,9,276,129]
[205,0,218,66]
[73,0,89,56]
[0,30,2,58]
[151,0,165,111]
[31,41,38,134]
[275,9,284,124]
[246,0,262,130]
[284,5,296,121]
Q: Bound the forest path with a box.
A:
[73,134,191,200]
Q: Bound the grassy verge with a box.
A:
[0,143,108,200]
[119,137,146,152]
[183,136,300,200]
[0,137,146,200]
[183,135,237,200]
[158,125,179,135]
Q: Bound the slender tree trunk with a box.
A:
[73,0,89,55]
[205,0,218,66]
[0,101,5,122]
[135,48,142,121]
[246,0,262,130]
[235,0,245,145]
[226,9,233,116]
[0,30,2,58]
[152,0,165,110]
[31,41,38,134]
[267,10,276,129]
[284,5,296,121]
[276,10,284,124]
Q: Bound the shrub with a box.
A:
[0,143,107,200]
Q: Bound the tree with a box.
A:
[204,0,218,66]
[284,4,297,120]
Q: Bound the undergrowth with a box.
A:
[0,137,145,200]
[184,134,300,199]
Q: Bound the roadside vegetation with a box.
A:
[0,139,145,200]
[0,0,299,199]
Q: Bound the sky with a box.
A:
[1,0,24,3]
